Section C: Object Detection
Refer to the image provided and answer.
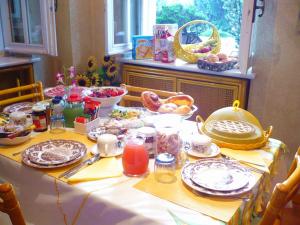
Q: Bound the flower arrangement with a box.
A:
[55,55,121,88]
[56,66,76,86]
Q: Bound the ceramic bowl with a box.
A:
[0,131,31,145]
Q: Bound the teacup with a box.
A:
[191,135,212,155]
[97,134,118,156]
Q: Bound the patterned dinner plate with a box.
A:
[190,160,249,191]
[181,159,256,197]
[3,102,34,114]
[22,139,87,169]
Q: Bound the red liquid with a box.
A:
[122,142,149,176]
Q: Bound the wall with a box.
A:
[34,0,106,87]
[249,0,300,160]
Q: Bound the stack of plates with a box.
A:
[22,140,87,169]
[181,159,255,197]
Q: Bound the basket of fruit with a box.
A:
[197,53,238,72]
[174,20,221,63]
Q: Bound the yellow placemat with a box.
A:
[0,130,104,182]
[134,170,244,223]
[220,148,270,173]
[67,157,123,183]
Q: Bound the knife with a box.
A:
[59,153,101,179]
[220,153,266,167]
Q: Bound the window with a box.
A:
[105,0,256,75]
[0,0,57,56]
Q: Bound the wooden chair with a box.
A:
[0,183,26,225]
[120,83,179,106]
[0,81,44,107]
[259,147,300,225]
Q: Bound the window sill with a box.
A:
[120,58,255,80]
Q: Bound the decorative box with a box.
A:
[132,35,154,60]
[74,117,100,134]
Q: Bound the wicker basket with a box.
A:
[174,20,221,63]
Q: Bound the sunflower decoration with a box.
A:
[87,56,98,72]
[106,64,119,81]
[90,72,101,87]
[101,55,113,68]
[76,74,91,87]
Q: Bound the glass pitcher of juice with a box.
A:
[122,135,149,177]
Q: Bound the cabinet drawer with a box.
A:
[177,79,240,120]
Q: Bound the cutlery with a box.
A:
[59,153,101,179]
[220,154,265,174]
[220,153,266,167]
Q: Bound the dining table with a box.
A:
[0,110,288,225]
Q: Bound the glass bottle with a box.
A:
[63,94,84,128]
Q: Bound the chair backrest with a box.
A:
[120,83,179,106]
[0,81,44,107]
[259,147,300,225]
[0,183,26,225]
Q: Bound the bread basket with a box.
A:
[174,20,221,63]
[196,100,272,150]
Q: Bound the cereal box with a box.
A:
[153,24,178,61]
[132,35,153,60]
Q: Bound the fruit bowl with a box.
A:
[0,131,31,145]
[82,86,127,108]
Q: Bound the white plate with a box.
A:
[90,144,123,157]
[3,102,34,114]
[185,143,220,158]
[191,162,249,191]
[181,159,255,197]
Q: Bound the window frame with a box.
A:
[0,0,57,56]
[105,0,255,75]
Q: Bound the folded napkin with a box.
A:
[67,157,122,183]
[220,148,270,173]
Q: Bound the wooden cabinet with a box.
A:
[122,64,249,120]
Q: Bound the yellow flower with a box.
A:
[90,73,100,86]
[102,55,113,67]
[106,64,118,78]
[87,56,97,72]
[76,74,90,87]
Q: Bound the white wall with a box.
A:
[249,0,300,159]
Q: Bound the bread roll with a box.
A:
[158,103,178,113]
[173,105,191,115]
[141,91,162,112]
[165,95,194,107]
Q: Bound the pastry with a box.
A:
[165,95,194,107]
[217,53,228,62]
[207,54,219,63]
[141,91,162,111]
[158,103,178,113]
[173,105,191,115]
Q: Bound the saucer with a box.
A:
[185,143,220,158]
[90,144,123,157]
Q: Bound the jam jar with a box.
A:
[32,105,48,132]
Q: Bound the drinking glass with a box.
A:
[122,136,149,177]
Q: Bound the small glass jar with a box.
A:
[32,105,48,132]
[154,153,176,183]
